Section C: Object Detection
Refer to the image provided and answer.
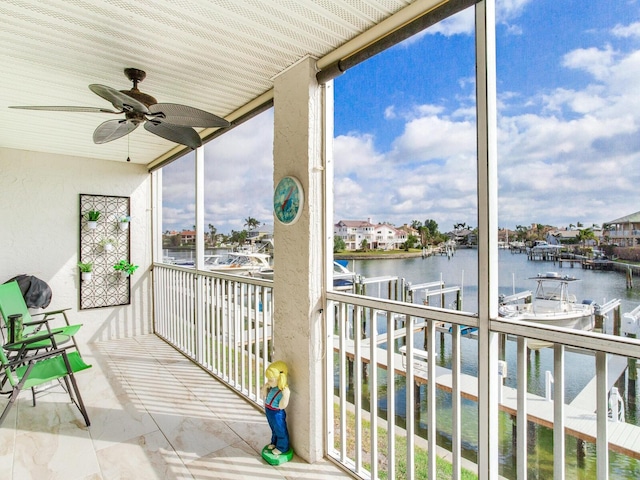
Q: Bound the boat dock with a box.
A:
[569,354,629,412]
[334,335,640,460]
[527,252,614,270]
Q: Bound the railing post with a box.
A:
[545,370,554,402]
[553,344,565,480]
[596,351,609,479]
[498,360,507,404]
[610,387,621,423]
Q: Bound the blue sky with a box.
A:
[163,0,640,234]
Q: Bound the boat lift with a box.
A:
[622,304,640,337]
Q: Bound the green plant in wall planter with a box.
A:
[85,210,101,229]
[98,237,117,252]
[114,260,138,277]
[118,215,131,231]
[78,262,93,281]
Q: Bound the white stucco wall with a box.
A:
[272,57,325,463]
[0,147,153,344]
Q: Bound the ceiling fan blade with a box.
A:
[89,84,149,114]
[144,121,202,149]
[93,119,140,144]
[9,105,120,113]
[148,103,230,127]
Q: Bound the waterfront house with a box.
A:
[376,223,408,250]
[546,228,580,246]
[335,219,408,250]
[449,227,477,246]
[334,219,377,250]
[180,230,197,245]
[604,211,640,247]
[1,2,639,480]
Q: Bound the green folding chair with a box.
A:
[0,281,82,352]
[0,332,92,426]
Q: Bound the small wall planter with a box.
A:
[85,210,101,230]
[113,259,138,278]
[118,216,131,231]
[98,238,117,253]
[78,262,93,282]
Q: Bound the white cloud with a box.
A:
[332,110,479,227]
[384,105,396,119]
[162,110,274,232]
[389,114,476,162]
[497,0,534,21]
[497,42,640,227]
[415,104,446,117]
[562,45,616,81]
[612,22,640,38]
[334,133,386,175]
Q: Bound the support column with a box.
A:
[476,1,499,478]
[272,56,325,463]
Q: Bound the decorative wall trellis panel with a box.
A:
[79,194,131,309]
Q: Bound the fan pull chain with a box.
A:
[126,134,131,162]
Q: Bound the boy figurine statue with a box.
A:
[261,361,294,464]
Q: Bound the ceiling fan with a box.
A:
[10,68,230,149]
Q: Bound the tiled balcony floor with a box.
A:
[0,334,352,480]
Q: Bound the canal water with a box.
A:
[340,249,640,479]
[349,248,640,314]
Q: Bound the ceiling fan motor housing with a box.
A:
[122,68,157,107]
[120,89,157,107]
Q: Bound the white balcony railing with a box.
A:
[153,263,640,479]
[153,263,273,406]
[326,289,640,480]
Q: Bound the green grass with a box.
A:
[334,404,478,480]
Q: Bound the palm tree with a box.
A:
[208,223,217,246]
[244,217,260,231]
[515,225,528,241]
[453,222,466,231]
[577,228,596,251]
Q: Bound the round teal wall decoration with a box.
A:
[273,176,303,225]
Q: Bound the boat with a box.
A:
[333,260,357,291]
[499,272,596,349]
[253,260,357,291]
[206,252,272,275]
[167,254,225,268]
[529,240,563,255]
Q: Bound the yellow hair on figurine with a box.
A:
[265,361,288,391]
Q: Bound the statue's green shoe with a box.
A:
[261,445,294,465]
